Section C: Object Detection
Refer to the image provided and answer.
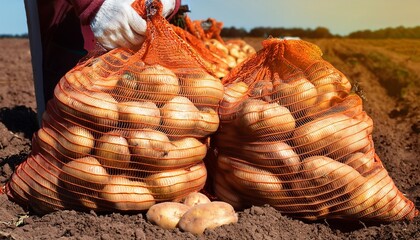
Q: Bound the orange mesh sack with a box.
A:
[171,23,229,78]
[184,16,256,71]
[212,38,418,221]
[5,1,223,214]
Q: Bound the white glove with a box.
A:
[91,0,176,50]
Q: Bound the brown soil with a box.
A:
[1,38,419,240]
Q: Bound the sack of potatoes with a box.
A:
[212,38,418,221]
[5,1,223,214]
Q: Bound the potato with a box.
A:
[344,152,375,174]
[228,44,241,59]
[146,202,190,229]
[180,73,224,106]
[224,55,237,69]
[178,201,238,235]
[290,156,363,197]
[226,141,301,174]
[219,82,249,121]
[114,71,140,101]
[64,71,88,90]
[6,167,31,203]
[213,172,247,210]
[294,113,373,158]
[194,108,220,137]
[26,154,63,213]
[326,132,373,161]
[36,127,59,156]
[118,101,161,129]
[208,39,229,55]
[230,160,284,198]
[308,68,351,95]
[272,78,318,117]
[134,65,180,104]
[164,138,207,168]
[250,81,273,101]
[160,96,200,137]
[56,125,95,159]
[338,167,393,218]
[306,70,351,115]
[238,99,295,140]
[182,192,211,207]
[82,69,120,91]
[128,129,172,166]
[100,176,155,211]
[131,136,205,169]
[61,156,109,190]
[146,163,207,201]
[95,131,131,169]
[54,83,119,128]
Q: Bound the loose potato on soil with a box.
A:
[178,201,238,235]
[146,202,190,229]
[182,192,211,207]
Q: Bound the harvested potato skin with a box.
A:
[146,202,190,229]
[178,201,238,235]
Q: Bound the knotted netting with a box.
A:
[211,38,418,221]
[6,1,223,214]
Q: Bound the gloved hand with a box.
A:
[91,0,176,50]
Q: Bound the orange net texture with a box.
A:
[171,24,229,78]
[184,16,256,72]
[5,1,223,214]
[212,38,418,221]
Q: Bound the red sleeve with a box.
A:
[68,0,105,25]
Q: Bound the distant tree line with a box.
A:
[0,33,28,38]
[348,26,420,39]
[222,26,336,38]
[221,26,420,39]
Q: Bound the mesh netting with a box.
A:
[183,16,256,73]
[5,1,220,214]
[211,38,418,221]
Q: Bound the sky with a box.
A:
[1,0,420,36]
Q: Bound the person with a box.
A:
[24,0,181,126]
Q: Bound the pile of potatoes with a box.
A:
[146,192,238,234]
[6,50,224,214]
[204,39,256,70]
[212,39,418,221]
